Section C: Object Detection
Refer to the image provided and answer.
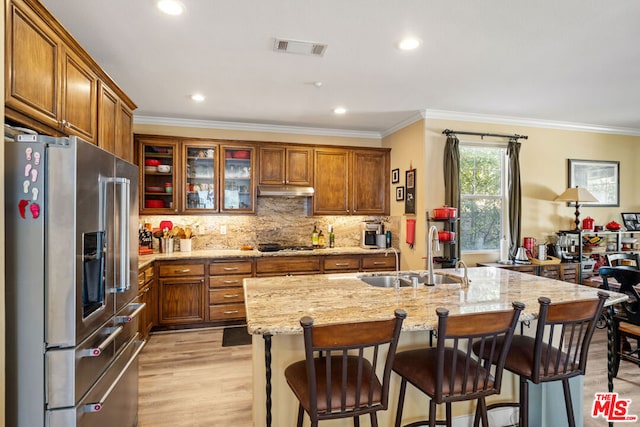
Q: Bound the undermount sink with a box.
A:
[429,273,464,285]
[358,272,463,288]
[358,275,412,288]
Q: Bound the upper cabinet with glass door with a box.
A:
[183,143,217,213]
[139,138,178,214]
[221,146,255,213]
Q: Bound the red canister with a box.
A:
[523,237,536,257]
[582,217,594,230]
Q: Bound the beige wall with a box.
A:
[382,120,427,270]
[383,118,640,269]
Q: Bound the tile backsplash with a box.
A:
[141,197,399,250]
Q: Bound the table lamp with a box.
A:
[554,186,599,230]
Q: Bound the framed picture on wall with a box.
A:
[392,168,400,184]
[405,169,416,214]
[396,186,404,201]
[621,213,640,231]
[568,159,619,207]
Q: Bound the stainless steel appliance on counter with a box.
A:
[4,128,144,427]
[361,220,383,248]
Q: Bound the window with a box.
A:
[459,143,508,252]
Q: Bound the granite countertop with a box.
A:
[138,246,395,269]
[243,267,626,335]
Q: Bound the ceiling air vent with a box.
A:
[273,38,327,57]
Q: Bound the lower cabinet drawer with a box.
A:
[209,303,246,320]
[209,288,244,304]
[209,275,246,288]
[323,256,360,272]
[361,254,397,271]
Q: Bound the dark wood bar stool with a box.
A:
[284,309,406,427]
[473,292,608,427]
[392,302,524,427]
[599,266,640,376]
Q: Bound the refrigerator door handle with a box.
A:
[115,302,146,324]
[81,339,146,413]
[103,177,131,293]
[79,326,123,358]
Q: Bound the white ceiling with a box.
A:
[41,0,640,136]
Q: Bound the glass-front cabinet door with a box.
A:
[139,139,178,214]
[221,145,255,213]
[183,143,217,213]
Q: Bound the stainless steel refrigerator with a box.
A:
[4,127,144,427]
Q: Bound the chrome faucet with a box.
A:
[426,226,440,286]
[455,259,470,287]
[385,247,400,288]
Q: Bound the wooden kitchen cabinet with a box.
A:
[323,255,361,273]
[208,259,253,322]
[361,253,400,272]
[6,0,62,131]
[137,265,156,340]
[136,135,257,214]
[157,262,206,325]
[60,47,98,143]
[351,150,389,215]
[220,145,256,213]
[259,145,313,186]
[313,148,350,214]
[138,137,179,214]
[182,141,218,213]
[98,82,134,162]
[256,256,321,276]
[313,147,390,215]
[5,0,136,153]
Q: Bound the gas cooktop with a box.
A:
[257,243,315,252]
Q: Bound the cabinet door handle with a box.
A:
[223,294,239,299]
[223,310,239,315]
[223,267,239,271]
[223,279,240,285]
[174,269,191,273]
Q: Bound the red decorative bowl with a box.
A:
[145,159,161,166]
[145,200,165,208]
[233,150,250,159]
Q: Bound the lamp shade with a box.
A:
[554,186,599,203]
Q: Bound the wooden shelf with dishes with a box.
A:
[558,227,639,283]
[140,141,177,213]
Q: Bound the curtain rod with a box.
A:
[442,129,528,140]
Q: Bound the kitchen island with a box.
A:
[244,266,625,427]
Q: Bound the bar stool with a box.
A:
[599,266,640,376]
[284,309,406,427]
[472,292,608,427]
[392,302,524,427]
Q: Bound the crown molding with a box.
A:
[134,110,640,140]
[379,111,426,138]
[133,115,382,139]
[422,109,640,137]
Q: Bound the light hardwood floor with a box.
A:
[137,328,253,427]
[137,327,639,426]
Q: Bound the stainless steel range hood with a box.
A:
[257,185,315,197]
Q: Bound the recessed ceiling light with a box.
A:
[157,0,184,16]
[398,37,421,51]
[333,107,347,115]
[191,94,205,102]
[313,81,323,88]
